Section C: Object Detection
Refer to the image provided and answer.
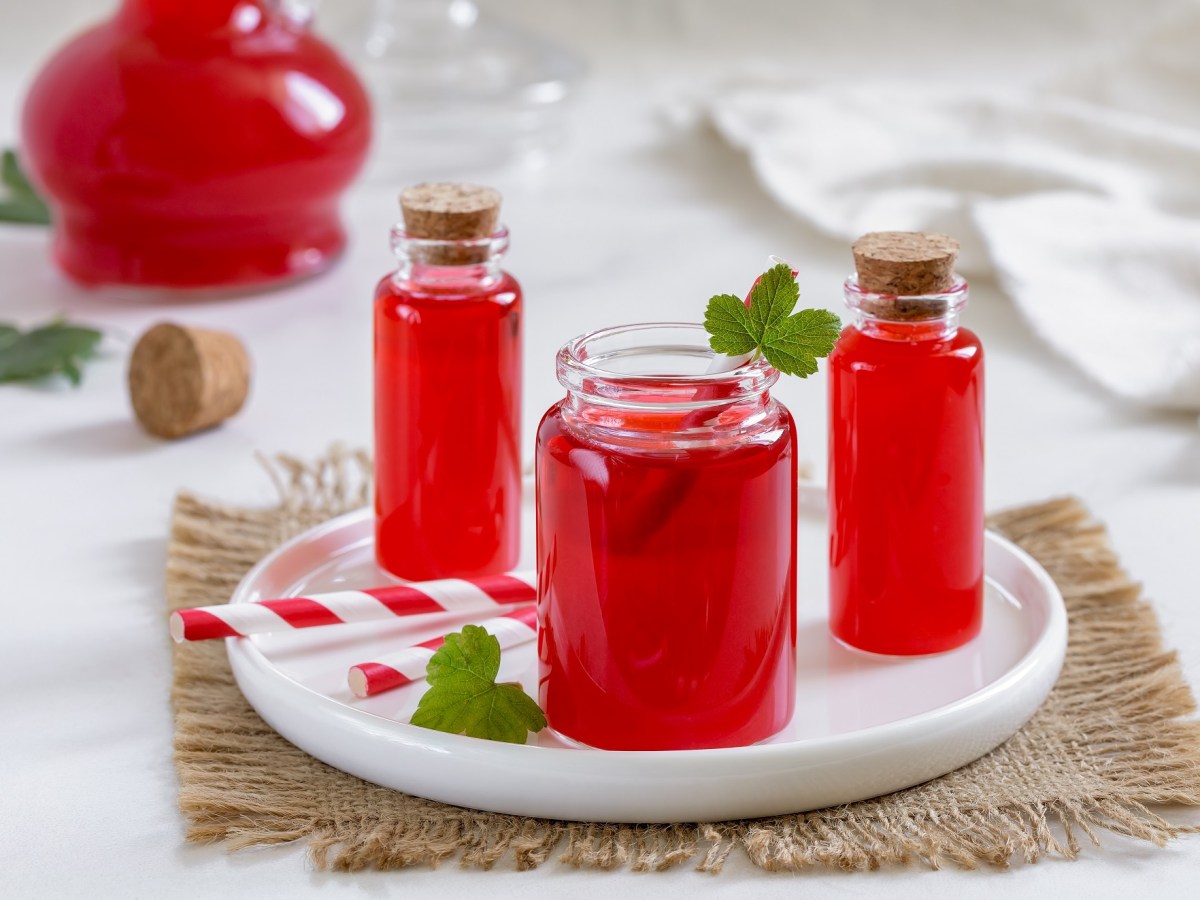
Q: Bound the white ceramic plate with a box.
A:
[227,482,1066,823]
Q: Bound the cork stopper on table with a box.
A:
[400,183,502,265]
[128,323,251,440]
[851,231,961,320]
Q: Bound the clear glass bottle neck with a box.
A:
[557,324,781,450]
[843,275,969,341]
[390,225,508,289]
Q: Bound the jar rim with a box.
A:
[557,322,778,407]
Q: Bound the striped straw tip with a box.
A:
[168,611,186,643]
[347,666,370,699]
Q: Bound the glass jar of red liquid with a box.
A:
[374,193,521,581]
[828,234,984,655]
[536,324,797,750]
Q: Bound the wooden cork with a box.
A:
[128,323,250,439]
[852,232,960,319]
[853,231,959,294]
[400,183,502,265]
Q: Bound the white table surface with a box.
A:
[3,1,1198,897]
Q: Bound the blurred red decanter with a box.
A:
[21,0,371,290]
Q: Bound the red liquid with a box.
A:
[21,0,370,289]
[536,402,797,750]
[374,267,522,580]
[828,322,985,654]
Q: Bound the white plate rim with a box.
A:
[225,485,1067,792]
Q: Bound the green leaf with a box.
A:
[761,308,843,377]
[703,263,841,378]
[3,148,44,199]
[0,198,51,225]
[0,320,103,386]
[0,149,51,226]
[748,263,799,336]
[703,293,759,356]
[410,624,547,744]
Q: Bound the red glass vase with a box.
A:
[21,0,371,290]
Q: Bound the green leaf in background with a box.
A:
[410,624,547,743]
[0,320,103,386]
[0,148,51,226]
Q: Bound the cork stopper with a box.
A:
[128,323,251,439]
[400,183,502,265]
[853,232,959,295]
[851,232,961,320]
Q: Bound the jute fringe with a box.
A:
[168,445,1200,873]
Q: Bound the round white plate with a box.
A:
[227,482,1066,823]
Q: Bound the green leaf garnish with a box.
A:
[761,308,842,378]
[410,624,547,744]
[0,319,103,386]
[0,149,51,226]
[704,294,759,357]
[703,263,841,377]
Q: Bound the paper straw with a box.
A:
[169,571,536,642]
[348,604,539,698]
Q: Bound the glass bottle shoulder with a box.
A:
[830,324,983,371]
[373,270,522,312]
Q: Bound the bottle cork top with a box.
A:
[852,232,959,296]
[400,183,502,241]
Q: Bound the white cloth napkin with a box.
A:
[703,15,1200,412]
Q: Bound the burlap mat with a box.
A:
[168,448,1200,872]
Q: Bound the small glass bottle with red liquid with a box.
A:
[828,232,985,655]
[375,184,521,581]
[536,324,797,750]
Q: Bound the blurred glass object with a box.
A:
[330,0,584,178]
[22,0,371,291]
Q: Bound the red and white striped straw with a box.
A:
[347,605,538,698]
[169,571,536,642]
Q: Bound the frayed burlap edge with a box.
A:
[168,445,1200,873]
